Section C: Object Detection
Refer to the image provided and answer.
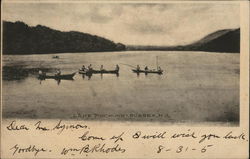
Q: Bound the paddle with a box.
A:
[156,56,158,69]
[119,63,136,68]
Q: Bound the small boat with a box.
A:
[132,56,163,75]
[132,69,163,74]
[52,56,59,59]
[38,72,76,80]
[79,69,119,74]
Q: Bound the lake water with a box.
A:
[2,51,239,124]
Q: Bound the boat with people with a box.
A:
[132,69,163,74]
[52,55,59,59]
[131,56,163,75]
[79,64,119,75]
[38,72,76,80]
[79,69,119,74]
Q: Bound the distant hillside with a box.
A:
[3,21,239,54]
[185,28,240,53]
[127,28,240,53]
[3,21,126,55]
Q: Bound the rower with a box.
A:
[88,64,92,71]
[136,65,140,71]
[55,69,61,76]
[158,66,162,71]
[39,70,43,75]
[39,70,46,76]
[81,65,86,71]
[115,64,120,71]
[100,65,104,71]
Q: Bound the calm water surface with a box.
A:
[2,51,240,123]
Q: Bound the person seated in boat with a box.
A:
[39,70,43,76]
[81,65,86,71]
[88,64,93,71]
[115,64,120,71]
[39,70,46,76]
[100,65,104,71]
[136,65,140,71]
[158,66,162,71]
[55,69,61,76]
[82,65,86,71]
[145,66,148,71]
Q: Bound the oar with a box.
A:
[73,70,80,75]
[156,56,158,69]
[119,63,136,68]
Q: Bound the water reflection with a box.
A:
[134,72,163,78]
[57,79,61,85]
[82,73,93,80]
[81,73,93,80]
[3,65,55,81]
[81,72,119,80]
[87,74,92,80]
[38,78,74,85]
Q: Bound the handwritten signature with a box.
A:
[61,144,126,155]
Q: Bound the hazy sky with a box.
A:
[2,2,240,46]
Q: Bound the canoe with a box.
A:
[38,72,76,80]
[52,56,59,59]
[79,69,119,74]
[132,69,163,74]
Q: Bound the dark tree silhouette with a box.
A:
[127,28,240,53]
[3,21,126,55]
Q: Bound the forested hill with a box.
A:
[127,28,240,53]
[3,21,240,54]
[185,28,240,53]
[3,21,126,55]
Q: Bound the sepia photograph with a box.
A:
[2,2,240,124]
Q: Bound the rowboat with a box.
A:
[131,56,163,75]
[38,72,76,80]
[132,69,163,74]
[52,56,59,59]
[79,69,119,74]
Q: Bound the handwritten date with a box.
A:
[157,145,213,154]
